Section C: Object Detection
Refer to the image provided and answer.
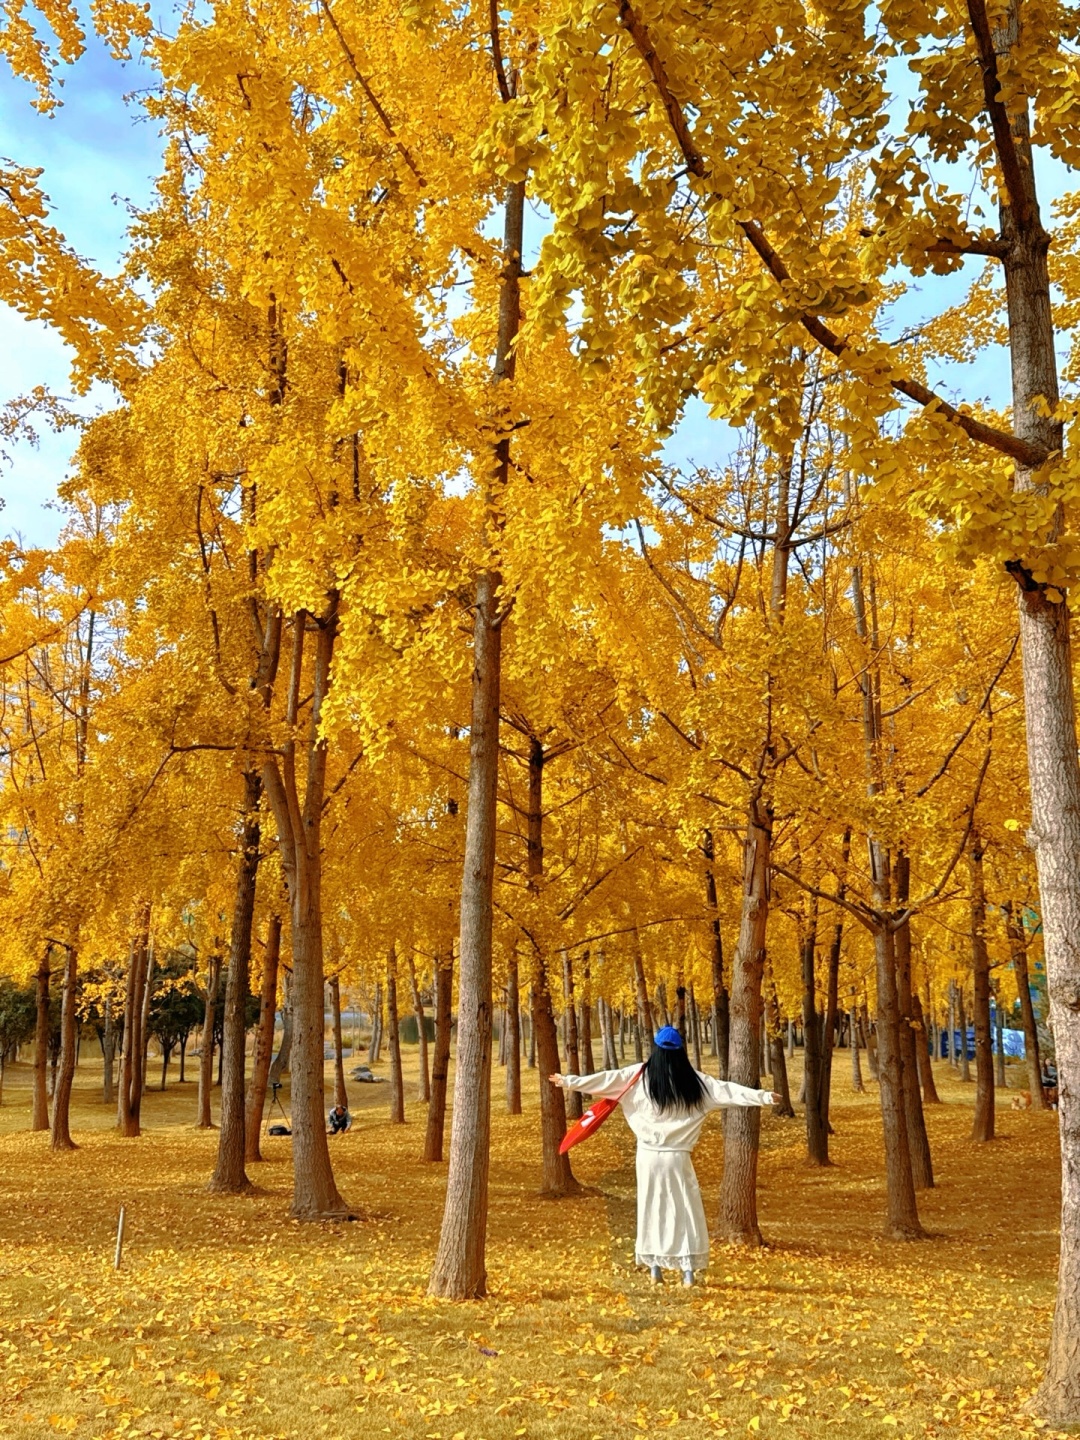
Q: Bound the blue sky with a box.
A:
[0,33,1067,547]
[0,30,160,546]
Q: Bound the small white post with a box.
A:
[114,1206,126,1270]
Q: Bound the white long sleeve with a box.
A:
[561,1066,641,1098]
[701,1074,774,1109]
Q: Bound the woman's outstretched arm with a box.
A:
[701,1074,777,1110]
[549,1066,640,1099]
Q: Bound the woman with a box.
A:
[551,1026,777,1286]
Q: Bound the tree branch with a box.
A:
[614,0,1046,467]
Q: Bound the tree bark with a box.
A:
[563,954,582,1121]
[874,918,923,1238]
[820,849,847,1132]
[994,981,1007,1090]
[49,945,78,1151]
[801,916,828,1163]
[631,931,654,1055]
[387,948,404,1124]
[970,838,996,1142]
[600,996,618,1068]
[261,602,349,1219]
[422,951,453,1162]
[766,978,794,1119]
[958,985,971,1083]
[329,974,348,1109]
[581,953,595,1073]
[522,732,579,1195]
[32,946,50,1131]
[246,914,282,1162]
[196,953,221,1130]
[532,956,580,1196]
[1006,903,1046,1106]
[368,981,383,1064]
[912,992,941,1104]
[958,0,1080,1408]
[408,954,430,1103]
[268,967,293,1085]
[427,160,526,1295]
[102,997,115,1106]
[894,856,933,1187]
[850,1007,865,1092]
[688,981,702,1071]
[429,566,501,1292]
[505,951,521,1114]
[717,792,771,1245]
[140,944,155,1096]
[209,768,262,1193]
[119,919,151,1137]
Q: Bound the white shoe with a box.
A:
[682,1269,694,1287]
[650,1265,662,1284]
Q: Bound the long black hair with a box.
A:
[642,1045,707,1113]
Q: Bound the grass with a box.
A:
[0,1044,1069,1440]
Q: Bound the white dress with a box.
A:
[562,1065,773,1273]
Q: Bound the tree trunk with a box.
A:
[864,1003,880,1080]
[1006,904,1047,1106]
[969,839,995,1142]
[532,957,580,1197]
[369,982,383,1064]
[563,955,582,1121]
[717,792,771,1245]
[520,731,579,1195]
[387,949,404,1124]
[429,567,501,1293]
[581,953,595,1073]
[32,947,50,1131]
[196,953,221,1130]
[958,985,971,1083]
[209,768,261,1194]
[600,996,617,1068]
[850,1007,865,1092]
[427,165,526,1295]
[631,932,654,1056]
[408,954,431,1103]
[954,0,1080,1409]
[873,917,923,1239]
[329,974,348,1109]
[854,545,921,1235]
[268,967,292,1086]
[102,997,115,1106]
[140,945,155,1096]
[119,920,151,1137]
[246,914,282,1162]
[801,918,828,1163]
[912,993,941,1104]
[49,945,78,1151]
[422,951,453,1162]
[994,982,1007,1090]
[261,603,349,1220]
[688,981,702,1071]
[505,952,521,1114]
[820,867,845,1132]
[894,856,933,1188]
[766,980,794,1119]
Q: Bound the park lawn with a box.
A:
[0,1052,1068,1440]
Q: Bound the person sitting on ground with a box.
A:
[327,1102,351,1135]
